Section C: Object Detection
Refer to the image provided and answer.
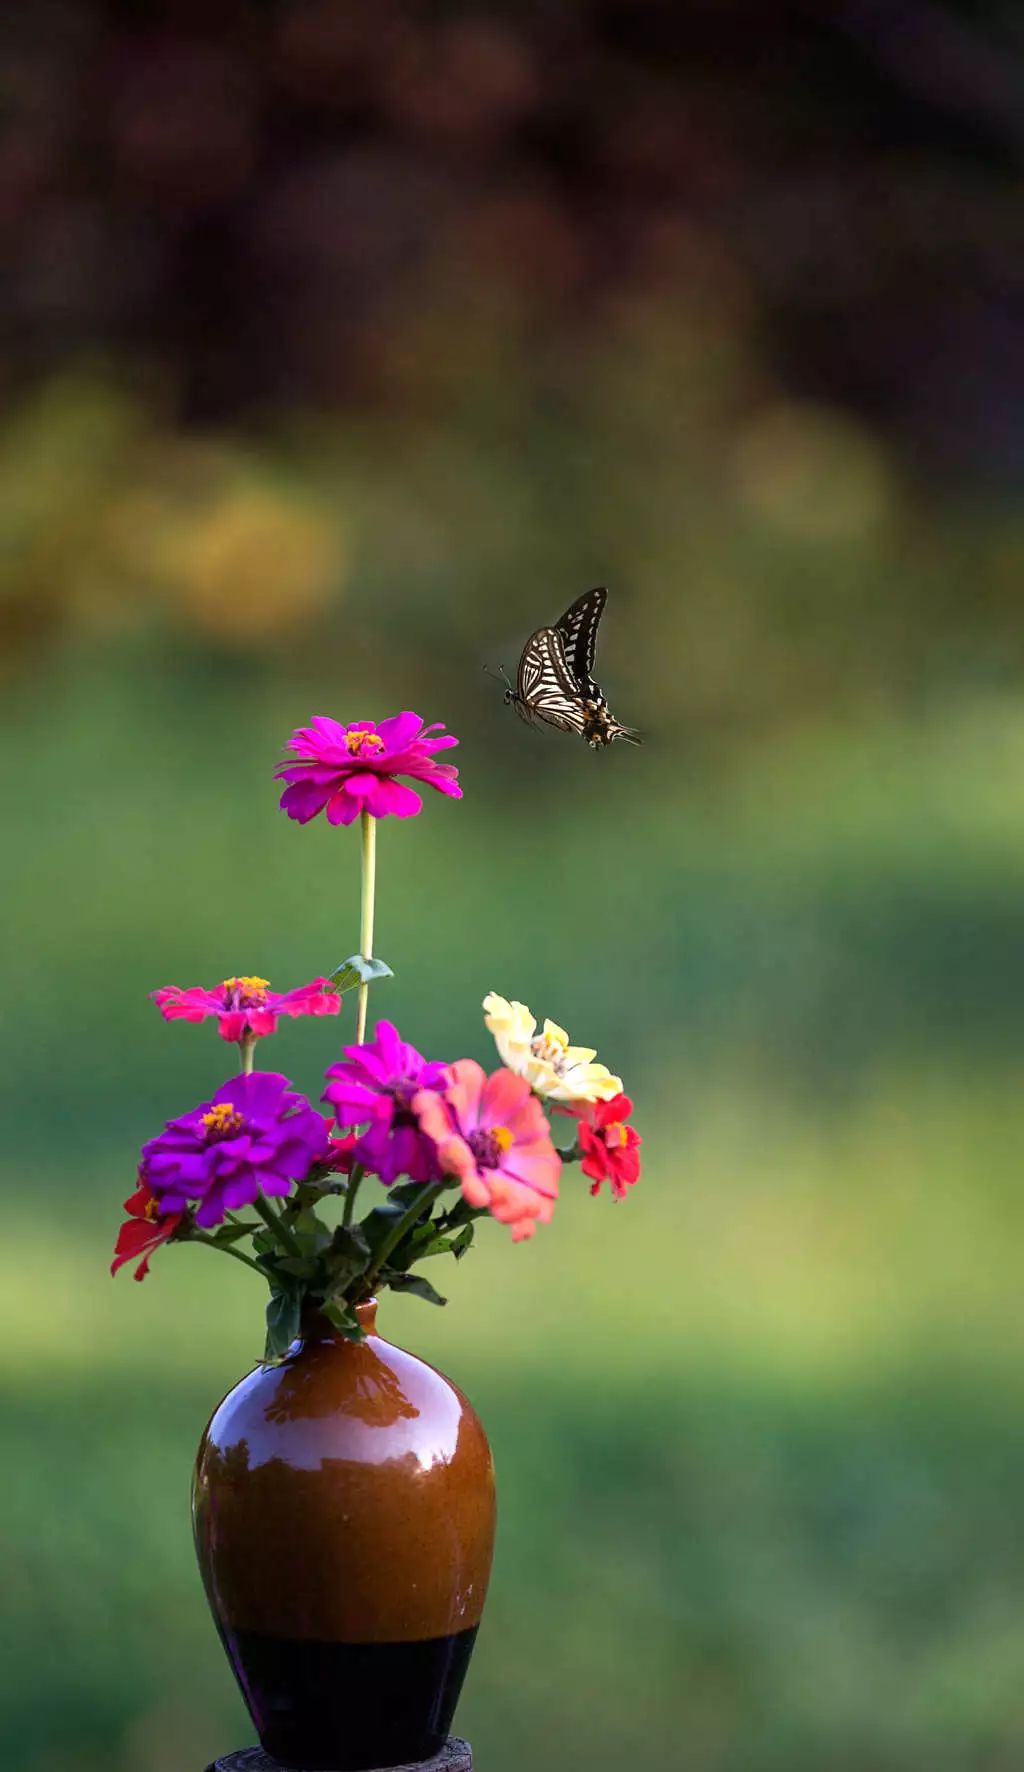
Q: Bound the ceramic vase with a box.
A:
[193,1301,496,1770]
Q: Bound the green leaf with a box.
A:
[405,1236,453,1260]
[329,954,395,993]
[325,1224,371,1289]
[264,1287,302,1361]
[289,1207,332,1255]
[388,1179,430,1211]
[359,1201,408,1257]
[321,1298,365,1341]
[386,1272,448,1307]
[275,1256,319,1279]
[449,1223,475,1260]
[211,1221,260,1245]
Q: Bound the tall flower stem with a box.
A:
[355,809,377,1044]
[253,1195,304,1260]
[240,1035,256,1076]
[358,1183,445,1298]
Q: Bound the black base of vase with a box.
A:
[205,1740,472,1772]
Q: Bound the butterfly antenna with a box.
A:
[483,663,513,692]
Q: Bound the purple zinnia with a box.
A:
[275,712,461,826]
[322,1019,449,1184]
[140,1072,330,1228]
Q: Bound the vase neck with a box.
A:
[301,1298,378,1341]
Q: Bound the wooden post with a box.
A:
[206,1739,473,1772]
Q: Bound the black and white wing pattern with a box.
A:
[514,627,588,735]
[556,587,606,699]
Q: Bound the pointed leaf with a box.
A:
[212,1221,260,1245]
[329,954,395,993]
[386,1272,448,1307]
[264,1287,302,1361]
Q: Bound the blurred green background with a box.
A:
[5,4,1024,1770]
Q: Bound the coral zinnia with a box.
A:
[483,991,622,1103]
[111,1178,185,1281]
[414,1061,560,1241]
[276,713,461,825]
[140,1072,330,1228]
[152,976,340,1044]
[322,1020,448,1183]
[575,1093,642,1200]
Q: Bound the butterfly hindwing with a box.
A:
[516,628,589,735]
[556,587,607,699]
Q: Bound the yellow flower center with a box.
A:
[143,1194,162,1223]
[221,975,270,1005]
[531,1030,569,1071]
[345,730,386,757]
[492,1125,514,1154]
[605,1122,628,1147]
[201,1103,245,1139]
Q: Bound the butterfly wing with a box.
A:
[556,587,607,698]
[516,628,589,735]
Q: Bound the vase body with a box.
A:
[192,1302,496,1771]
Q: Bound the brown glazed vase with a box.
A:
[192,1302,496,1771]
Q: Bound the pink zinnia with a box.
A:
[414,1061,560,1241]
[151,975,340,1045]
[275,712,461,825]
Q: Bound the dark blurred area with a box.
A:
[5,6,1024,1772]
[3,0,1024,712]
[4,0,1023,465]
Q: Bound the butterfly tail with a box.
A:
[611,722,642,746]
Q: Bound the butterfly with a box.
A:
[501,588,641,749]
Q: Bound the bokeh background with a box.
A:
[5,3,1024,1769]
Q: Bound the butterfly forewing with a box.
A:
[516,628,589,735]
[556,587,606,698]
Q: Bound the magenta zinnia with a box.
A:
[152,975,340,1044]
[140,1072,330,1228]
[322,1019,449,1184]
[414,1061,561,1241]
[275,712,461,825]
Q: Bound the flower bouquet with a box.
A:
[114,711,642,1772]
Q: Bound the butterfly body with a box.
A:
[503,588,641,749]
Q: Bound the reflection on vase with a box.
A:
[263,1340,420,1428]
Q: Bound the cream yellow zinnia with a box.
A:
[482,992,622,1104]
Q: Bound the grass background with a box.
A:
[7,661,1024,1772]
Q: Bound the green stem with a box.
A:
[342,1162,365,1228]
[355,809,377,1044]
[191,1232,266,1278]
[358,1183,446,1298]
[240,1035,256,1076]
[253,1195,304,1259]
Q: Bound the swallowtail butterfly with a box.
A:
[502,588,641,749]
